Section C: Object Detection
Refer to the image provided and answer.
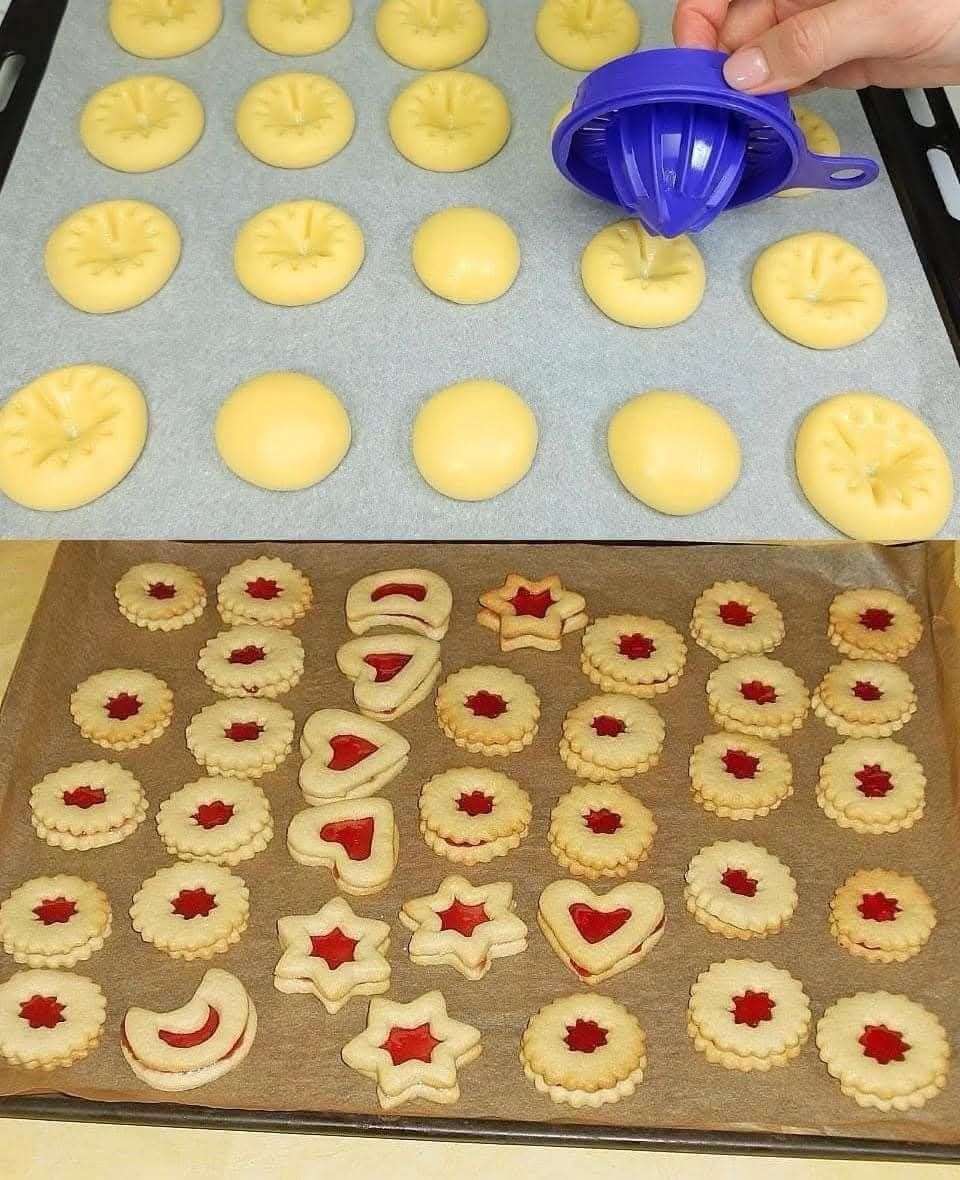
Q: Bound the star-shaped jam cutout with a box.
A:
[722,749,760,779]
[172,887,217,920]
[509,586,555,618]
[228,645,266,665]
[860,1024,910,1065]
[859,607,894,631]
[732,989,776,1027]
[19,994,65,1030]
[858,892,901,922]
[584,808,622,835]
[328,734,378,771]
[465,690,507,719]
[591,714,626,738]
[457,790,494,817]
[33,896,78,925]
[62,785,106,809]
[721,867,758,897]
[438,899,490,936]
[618,632,655,660]
[564,1018,608,1054]
[363,652,411,683]
[246,577,281,600]
[853,680,883,702]
[382,1023,440,1066]
[106,692,141,720]
[193,800,235,830]
[854,764,894,797]
[225,720,262,742]
[148,581,177,600]
[719,600,754,627]
[739,680,777,705]
[309,927,359,970]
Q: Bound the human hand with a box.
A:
[673,0,960,93]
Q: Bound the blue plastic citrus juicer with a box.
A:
[552,47,879,237]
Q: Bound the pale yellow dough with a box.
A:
[216,371,350,491]
[236,73,354,168]
[109,0,222,59]
[608,391,741,515]
[0,365,147,511]
[778,105,840,198]
[413,207,519,304]
[80,75,204,173]
[376,0,488,69]
[752,231,887,350]
[582,219,705,328]
[389,71,510,172]
[413,379,538,501]
[247,0,352,55]
[234,200,364,306]
[44,200,181,314]
[536,0,641,71]
[796,392,953,542]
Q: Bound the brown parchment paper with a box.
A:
[0,540,957,1147]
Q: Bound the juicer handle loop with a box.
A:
[787,151,879,192]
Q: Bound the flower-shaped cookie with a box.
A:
[707,656,809,739]
[346,568,452,640]
[580,614,687,696]
[559,693,665,782]
[816,738,926,834]
[287,798,399,895]
[477,573,587,652]
[130,863,249,960]
[115,561,206,631]
[70,668,173,750]
[419,768,531,865]
[156,777,273,866]
[685,840,797,939]
[548,783,656,879]
[689,732,793,820]
[691,581,785,661]
[337,634,442,721]
[813,660,917,738]
[830,869,936,963]
[0,969,105,1070]
[436,665,540,755]
[217,556,312,627]
[30,761,147,850]
[185,699,294,779]
[299,708,410,804]
[0,876,111,969]
[828,588,922,662]
[197,625,304,698]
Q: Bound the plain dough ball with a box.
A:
[247,0,352,55]
[582,219,705,328]
[234,200,364,306]
[236,73,354,168]
[413,379,538,500]
[752,231,887,349]
[795,392,952,542]
[44,200,181,314]
[216,371,351,490]
[536,0,641,70]
[778,105,841,198]
[608,391,740,515]
[0,364,148,511]
[109,0,222,58]
[413,207,519,304]
[376,0,488,69]
[389,71,510,172]
[80,75,204,172]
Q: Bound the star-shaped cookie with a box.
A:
[478,574,588,652]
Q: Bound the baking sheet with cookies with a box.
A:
[0,1,958,539]
[0,540,958,1152]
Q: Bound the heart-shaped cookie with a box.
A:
[299,709,410,804]
[538,879,665,985]
[287,798,399,896]
[336,635,441,721]
[346,569,453,640]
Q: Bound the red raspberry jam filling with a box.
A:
[855,764,894,797]
[159,1005,221,1048]
[465,690,507,719]
[591,714,626,738]
[860,1024,910,1065]
[853,680,883,702]
[739,680,777,705]
[320,816,375,861]
[62,785,106,809]
[564,1018,608,1054]
[147,581,177,600]
[719,601,754,627]
[584,808,622,835]
[106,692,142,721]
[245,577,281,600]
[372,582,427,602]
[721,867,758,898]
[328,734,378,771]
[732,989,775,1027]
[722,749,760,779]
[509,586,554,618]
[439,899,490,936]
[19,994,65,1030]
[858,892,901,922]
[569,903,631,944]
[457,791,494,817]
[172,887,217,920]
[309,927,359,969]
[363,652,412,683]
[618,632,655,659]
[859,608,894,632]
[228,645,266,666]
[225,721,262,742]
[193,800,235,830]
[33,896,78,925]
[382,1023,440,1066]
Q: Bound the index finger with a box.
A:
[673,0,733,48]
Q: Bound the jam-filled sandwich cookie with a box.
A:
[580,614,687,697]
[828,588,922,662]
[538,880,665,985]
[687,959,811,1072]
[185,699,295,779]
[300,708,410,805]
[156,778,273,866]
[122,969,257,1092]
[816,738,926,834]
[342,991,482,1110]
[274,897,391,1014]
[287,797,399,895]
[691,581,785,661]
[346,568,452,640]
[29,760,147,850]
[477,573,587,653]
[690,732,793,820]
[337,635,442,721]
[830,869,935,963]
[216,556,312,628]
[548,783,656,879]
[0,877,111,968]
[559,693,665,782]
[400,876,528,980]
[817,992,949,1110]
[707,656,809,739]
[520,994,646,1109]
[130,863,249,960]
[0,970,105,1070]
[436,665,540,755]
[197,625,304,698]
[813,660,917,738]
[70,668,173,750]
[685,840,797,939]
[115,562,206,631]
[418,768,531,865]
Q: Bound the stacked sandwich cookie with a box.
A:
[436,665,540,754]
[689,732,793,819]
[0,876,111,967]
[197,625,304,698]
[70,668,173,749]
[337,635,441,720]
[130,863,249,959]
[287,797,399,895]
[418,768,531,865]
[29,761,147,849]
[156,777,273,865]
[477,572,587,652]
[815,737,926,833]
[299,708,410,804]
[813,660,917,737]
[580,614,687,696]
[706,656,809,738]
[0,970,106,1070]
[115,561,206,631]
[346,568,452,640]
[828,588,922,661]
[559,693,664,782]
[691,581,785,660]
[829,869,936,962]
[217,557,312,627]
[185,699,294,778]
[685,840,798,939]
[548,783,656,879]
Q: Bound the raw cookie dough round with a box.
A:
[536,0,641,71]
[413,207,519,304]
[582,219,705,328]
[608,391,740,515]
[778,105,840,198]
[216,371,351,490]
[413,379,538,501]
[80,75,204,173]
[247,0,352,55]
[44,200,181,314]
[752,232,887,350]
[0,365,147,511]
[796,392,953,542]
[234,200,364,306]
[389,71,510,172]
[109,0,223,59]
[376,0,488,70]
[236,73,354,168]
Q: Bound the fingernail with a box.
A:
[724,47,770,90]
